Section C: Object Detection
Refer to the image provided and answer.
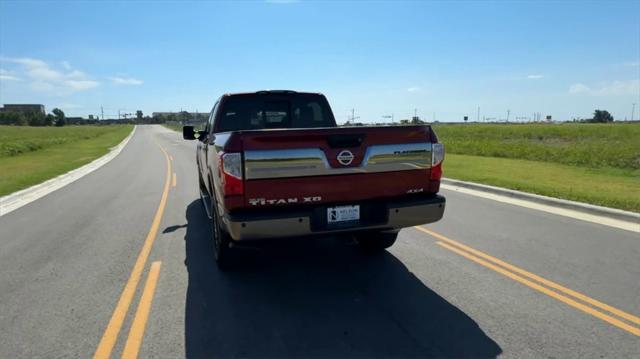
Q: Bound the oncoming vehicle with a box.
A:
[183,90,446,268]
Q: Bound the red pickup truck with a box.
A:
[183,90,445,268]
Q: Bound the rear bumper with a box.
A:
[222,195,446,241]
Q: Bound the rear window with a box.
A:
[216,94,335,132]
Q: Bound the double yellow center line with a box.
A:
[415,226,640,337]
[93,142,172,359]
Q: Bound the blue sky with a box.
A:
[0,1,638,122]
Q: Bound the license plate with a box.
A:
[327,205,360,223]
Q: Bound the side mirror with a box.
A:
[183,126,195,140]
[197,130,209,141]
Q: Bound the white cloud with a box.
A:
[0,68,22,81]
[527,74,544,79]
[0,75,22,81]
[0,56,100,94]
[27,66,63,81]
[30,81,55,92]
[569,83,590,94]
[407,86,421,92]
[569,80,639,96]
[2,57,47,68]
[593,80,639,96]
[109,76,143,85]
[65,79,100,91]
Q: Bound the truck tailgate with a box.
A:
[230,125,440,209]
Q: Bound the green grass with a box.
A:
[431,123,640,212]
[0,125,133,196]
[162,123,183,132]
[433,123,640,169]
[444,154,640,212]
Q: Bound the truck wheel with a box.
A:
[210,202,233,270]
[356,231,398,251]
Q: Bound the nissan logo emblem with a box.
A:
[337,150,354,166]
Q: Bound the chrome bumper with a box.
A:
[222,195,446,241]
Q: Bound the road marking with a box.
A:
[415,226,640,326]
[172,173,176,188]
[121,261,162,359]
[441,184,639,233]
[414,226,640,336]
[93,142,171,359]
[435,241,640,336]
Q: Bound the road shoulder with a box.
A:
[0,126,136,216]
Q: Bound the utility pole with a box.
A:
[101,106,104,121]
[632,103,636,122]
[477,106,480,122]
[349,109,360,123]
[118,109,121,120]
[507,109,510,122]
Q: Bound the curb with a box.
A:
[441,178,640,224]
[0,126,137,217]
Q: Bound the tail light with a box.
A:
[430,143,444,180]
[218,152,243,196]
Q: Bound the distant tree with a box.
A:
[179,111,192,123]
[27,112,46,126]
[44,114,55,126]
[399,119,410,125]
[166,113,177,123]
[52,108,66,126]
[410,116,425,125]
[0,111,27,125]
[591,110,614,123]
[136,110,143,121]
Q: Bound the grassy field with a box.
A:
[444,154,640,212]
[162,123,183,132]
[0,125,133,196]
[432,123,640,169]
[433,123,640,212]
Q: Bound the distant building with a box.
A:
[0,104,46,115]
[151,112,175,118]
[152,111,209,119]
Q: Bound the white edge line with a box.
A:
[441,183,640,233]
[0,125,137,217]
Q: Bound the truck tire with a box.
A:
[210,201,233,270]
[356,231,398,251]
[198,174,208,211]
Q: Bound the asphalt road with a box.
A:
[1,125,638,358]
